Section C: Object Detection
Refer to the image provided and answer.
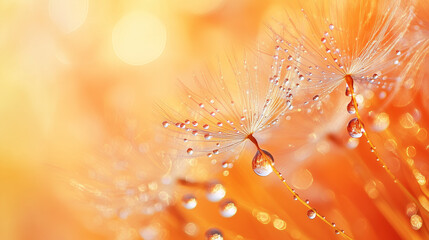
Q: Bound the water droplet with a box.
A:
[373,74,378,79]
[313,95,319,101]
[347,118,363,138]
[162,121,169,127]
[329,24,334,30]
[252,149,274,177]
[206,181,226,202]
[345,87,351,97]
[321,38,326,43]
[187,148,194,155]
[222,161,233,169]
[219,199,237,218]
[396,50,401,56]
[203,124,209,129]
[347,100,356,114]
[182,194,197,209]
[307,209,316,219]
[205,228,223,240]
[204,134,212,140]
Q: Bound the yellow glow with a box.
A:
[49,0,88,33]
[256,211,271,224]
[410,214,423,230]
[273,218,287,230]
[112,12,166,65]
[178,0,224,15]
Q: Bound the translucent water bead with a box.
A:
[205,181,226,202]
[205,228,223,240]
[181,194,197,209]
[347,118,363,138]
[252,149,274,176]
[219,199,237,218]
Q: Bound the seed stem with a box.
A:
[247,134,353,239]
[345,75,429,221]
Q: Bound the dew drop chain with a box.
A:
[345,75,429,222]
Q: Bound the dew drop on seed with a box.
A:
[347,100,356,114]
[219,199,237,218]
[307,209,317,219]
[187,148,194,155]
[162,121,169,128]
[205,228,223,240]
[347,118,363,138]
[345,87,351,97]
[321,38,326,43]
[252,149,274,177]
[329,24,334,30]
[396,50,401,56]
[313,95,319,101]
[206,181,226,202]
[182,194,197,209]
[373,74,378,79]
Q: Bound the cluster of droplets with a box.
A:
[181,180,237,218]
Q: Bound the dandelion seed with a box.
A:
[160,53,296,170]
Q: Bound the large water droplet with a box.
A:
[205,228,223,240]
[219,199,237,218]
[307,209,317,219]
[206,181,226,202]
[182,194,197,209]
[252,149,274,177]
[347,100,356,114]
[347,118,363,138]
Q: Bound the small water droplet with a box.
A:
[252,149,274,177]
[206,181,226,202]
[347,100,356,114]
[182,194,197,209]
[219,199,237,218]
[162,121,169,128]
[396,50,401,56]
[373,74,378,79]
[329,24,334,30]
[205,228,223,240]
[321,37,326,43]
[187,148,194,155]
[307,209,316,219]
[313,95,319,101]
[345,87,351,97]
[347,118,363,138]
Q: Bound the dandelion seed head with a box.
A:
[160,52,299,165]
